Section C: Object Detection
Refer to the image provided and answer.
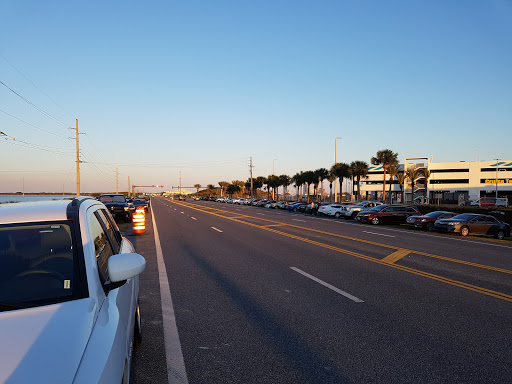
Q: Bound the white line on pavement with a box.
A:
[292,219,306,222]
[363,231,395,238]
[211,227,223,233]
[150,205,189,384]
[290,267,364,303]
[191,217,197,220]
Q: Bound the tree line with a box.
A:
[193,149,432,203]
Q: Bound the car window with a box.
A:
[406,207,417,213]
[96,209,122,252]
[89,212,115,285]
[0,222,77,309]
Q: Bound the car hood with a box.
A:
[0,298,97,383]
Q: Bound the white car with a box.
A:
[340,201,383,219]
[0,197,146,383]
[318,203,347,217]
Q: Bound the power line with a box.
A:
[0,53,72,121]
[0,79,72,129]
[0,108,70,139]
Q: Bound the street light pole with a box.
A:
[334,137,341,202]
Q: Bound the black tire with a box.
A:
[293,208,297,212]
[334,212,341,218]
[495,230,505,240]
[426,222,434,232]
[371,217,380,225]
[351,212,358,220]
[460,226,470,237]
[134,304,142,349]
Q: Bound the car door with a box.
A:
[380,207,394,223]
[482,216,499,236]
[76,207,135,382]
[468,216,487,235]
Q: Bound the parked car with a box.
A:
[131,198,149,212]
[285,202,306,212]
[355,204,421,225]
[470,197,509,208]
[98,194,131,222]
[0,197,146,383]
[318,203,351,217]
[434,213,511,239]
[340,201,383,219]
[406,211,457,231]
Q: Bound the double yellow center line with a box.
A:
[168,200,512,303]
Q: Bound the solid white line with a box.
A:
[290,267,364,303]
[363,231,395,238]
[151,206,189,384]
[191,217,197,220]
[292,219,306,222]
[211,227,223,233]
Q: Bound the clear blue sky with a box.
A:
[1,0,511,193]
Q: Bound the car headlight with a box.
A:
[124,207,129,211]
[420,219,427,222]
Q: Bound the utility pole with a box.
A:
[128,176,131,197]
[250,157,254,198]
[76,119,80,197]
[116,168,119,194]
[179,171,182,195]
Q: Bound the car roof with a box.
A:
[0,198,100,224]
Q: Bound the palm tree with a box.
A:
[267,175,280,200]
[226,183,240,197]
[302,170,316,203]
[405,167,422,203]
[254,176,265,198]
[279,175,291,201]
[292,172,305,202]
[396,172,407,204]
[328,173,336,202]
[350,161,369,202]
[371,149,399,203]
[232,180,245,197]
[218,181,229,197]
[330,163,350,202]
[194,184,201,197]
[207,184,215,197]
[387,164,401,204]
[314,168,329,202]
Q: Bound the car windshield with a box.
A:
[367,205,387,212]
[449,214,475,221]
[99,195,126,203]
[425,212,444,218]
[133,199,146,204]
[0,222,76,311]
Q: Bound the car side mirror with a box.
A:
[108,252,146,283]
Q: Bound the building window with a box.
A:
[430,179,469,184]
[430,169,469,173]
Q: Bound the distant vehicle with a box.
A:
[434,213,510,239]
[98,194,131,222]
[0,197,146,383]
[356,204,421,225]
[178,195,186,201]
[470,197,509,207]
[131,198,148,212]
[406,211,457,231]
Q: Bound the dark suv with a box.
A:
[355,204,420,225]
[98,194,131,222]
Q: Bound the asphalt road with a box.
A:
[130,197,512,384]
